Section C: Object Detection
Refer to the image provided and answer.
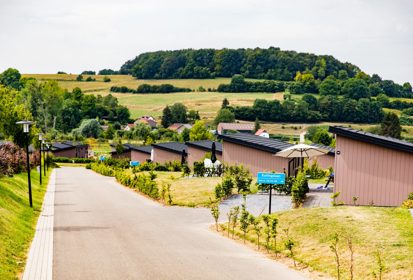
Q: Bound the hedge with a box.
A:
[52,157,95,163]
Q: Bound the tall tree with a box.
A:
[161,106,173,128]
[254,118,261,132]
[214,108,235,125]
[170,103,187,123]
[319,76,340,95]
[189,120,213,141]
[222,98,230,109]
[380,112,401,139]
[0,68,22,90]
[341,78,370,100]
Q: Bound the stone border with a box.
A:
[22,170,56,280]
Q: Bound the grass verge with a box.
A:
[218,206,413,280]
[0,170,51,279]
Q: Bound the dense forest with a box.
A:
[120,47,412,98]
[120,47,359,81]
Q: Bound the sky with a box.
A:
[0,0,412,84]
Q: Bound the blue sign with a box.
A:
[99,155,106,161]
[257,172,285,185]
[130,161,140,167]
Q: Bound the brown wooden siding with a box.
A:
[152,148,181,164]
[131,150,151,163]
[334,136,413,206]
[111,150,131,160]
[310,154,335,170]
[222,142,289,176]
[52,146,88,158]
[187,147,222,168]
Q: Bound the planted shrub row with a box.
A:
[110,84,191,94]
[52,157,95,163]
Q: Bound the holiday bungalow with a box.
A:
[111,143,152,163]
[217,123,254,135]
[185,140,222,167]
[168,123,192,134]
[218,133,297,176]
[329,126,413,206]
[152,142,187,164]
[51,141,89,158]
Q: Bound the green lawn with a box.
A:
[0,171,51,279]
[221,206,413,280]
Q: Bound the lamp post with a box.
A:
[16,120,34,208]
[42,140,46,176]
[46,143,50,171]
[38,133,43,185]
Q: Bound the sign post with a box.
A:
[257,172,286,214]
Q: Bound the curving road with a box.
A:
[53,167,308,280]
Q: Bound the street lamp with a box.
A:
[38,133,43,185]
[42,139,46,177]
[16,120,34,208]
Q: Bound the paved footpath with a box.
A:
[28,167,309,280]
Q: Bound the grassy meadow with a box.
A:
[22,74,413,139]
[0,171,51,279]
[221,206,413,280]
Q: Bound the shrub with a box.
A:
[291,170,309,208]
[306,160,327,179]
[193,161,205,177]
[90,162,116,176]
[227,165,252,194]
[401,192,413,209]
[182,164,191,177]
[52,157,94,163]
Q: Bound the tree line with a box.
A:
[233,96,383,123]
[120,47,359,80]
[218,73,412,98]
[0,68,131,146]
[110,84,191,94]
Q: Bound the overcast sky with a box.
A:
[0,0,412,84]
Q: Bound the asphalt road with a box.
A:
[53,167,308,280]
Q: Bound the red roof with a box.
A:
[255,129,267,136]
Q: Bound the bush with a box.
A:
[226,165,253,193]
[90,162,116,176]
[193,161,205,177]
[215,176,234,199]
[52,157,94,163]
[306,160,327,179]
[291,170,309,208]
[401,192,413,209]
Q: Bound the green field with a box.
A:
[0,171,51,279]
[222,206,413,280]
[22,74,413,138]
[22,74,278,119]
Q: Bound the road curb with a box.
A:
[22,169,56,280]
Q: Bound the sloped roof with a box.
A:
[218,133,293,153]
[152,142,187,154]
[111,144,152,155]
[126,144,152,154]
[254,129,267,136]
[217,123,254,134]
[310,143,335,156]
[185,140,223,154]
[52,141,87,151]
[329,126,413,154]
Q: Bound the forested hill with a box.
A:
[120,47,360,80]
